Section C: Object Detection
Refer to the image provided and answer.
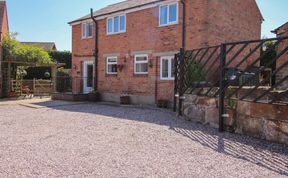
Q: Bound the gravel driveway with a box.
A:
[0,101,287,177]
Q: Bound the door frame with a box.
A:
[82,61,94,94]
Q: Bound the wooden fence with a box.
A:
[10,79,53,96]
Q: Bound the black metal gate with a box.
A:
[174,36,288,132]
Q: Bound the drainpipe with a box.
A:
[177,0,186,115]
[91,8,99,91]
[181,0,186,49]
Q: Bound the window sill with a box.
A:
[158,22,178,28]
[160,78,175,81]
[82,36,93,40]
[106,73,118,77]
[107,31,126,36]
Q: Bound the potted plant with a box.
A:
[117,64,125,72]
[120,92,131,105]
[157,99,169,108]
[88,89,101,102]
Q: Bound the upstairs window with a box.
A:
[82,22,93,39]
[134,54,148,74]
[107,15,126,34]
[159,3,178,26]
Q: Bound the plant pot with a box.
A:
[157,99,169,108]
[88,93,101,102]
[120,96,130,105]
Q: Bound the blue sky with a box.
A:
[6,0,288,51]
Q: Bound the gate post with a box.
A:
[173,53,178,112]
[178,48,185,116]
[33,78,36,95]
[51,65,57,93]
[219,44,227,132]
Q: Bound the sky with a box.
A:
[6,0,288,51]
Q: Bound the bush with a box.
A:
[49,51,72,69]
[186,59,206,86]
[2,34,53,65]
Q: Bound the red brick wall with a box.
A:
[205,0,262,45]
[71,0,262,105]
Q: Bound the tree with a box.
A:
[49,51,72,69]
[2,34,54,65]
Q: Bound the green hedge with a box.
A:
[49,51,72,69]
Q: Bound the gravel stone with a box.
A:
[0,101,287,178]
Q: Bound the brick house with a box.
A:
[0,0,9,98]
[272,22,288,89]
[69,0,262,106]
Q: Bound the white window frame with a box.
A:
[134,54,149,75]
[159,2,178,27]
[160,56,175,80]
[106,56,118,75]
[107,15,126,35]
[82,22,93,39]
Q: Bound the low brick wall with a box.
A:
[51,93,88,102]
[183,94,288,145]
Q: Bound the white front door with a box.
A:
[83,61,94,94]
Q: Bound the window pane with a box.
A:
[107,19,113,33]
[160,5,168,25]
[162,59,169,78]
[136,56,147,62]
[108,64,118,73]
[87,65,93,87]
[114,16,119,33]
[120,16,126,31]
[169,4,177,22]
[108,58,117,63]
[171,58,175,78]
[82,24,86,37]
[87,23,92,37]
[136,63,148,73]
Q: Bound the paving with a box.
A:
[0,99,287,177]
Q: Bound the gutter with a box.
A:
[91,8,99,91]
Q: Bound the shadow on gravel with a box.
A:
[33,101,288,176]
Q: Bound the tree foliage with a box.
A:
[49,51,72,69]
[2,34,54,65]
[260,41,277,69]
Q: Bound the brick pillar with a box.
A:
[276,35,288,90]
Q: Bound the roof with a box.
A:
[0,0,8,32]
[21,42,57,51]
[69,0,163,24]
[272,22,288,35]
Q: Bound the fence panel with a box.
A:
[174,36,288,131]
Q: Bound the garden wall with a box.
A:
[183,95,288,145]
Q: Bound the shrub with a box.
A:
[186,59,206,86]
[2,34,53,65]
[49,51,72,69]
